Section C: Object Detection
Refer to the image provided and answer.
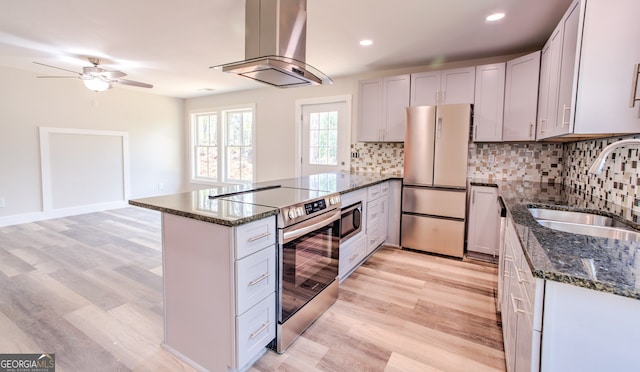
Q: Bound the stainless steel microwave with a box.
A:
[340,201,362,243]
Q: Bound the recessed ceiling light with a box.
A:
[359,39,373,46]
[486,12,505,22]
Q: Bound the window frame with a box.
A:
[189,104,256,186]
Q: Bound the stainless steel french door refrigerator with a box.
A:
[401,104,471,258]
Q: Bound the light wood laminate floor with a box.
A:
[0,208,505,371]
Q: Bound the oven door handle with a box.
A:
[283,209,341,244]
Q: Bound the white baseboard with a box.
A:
[0,200,128,227]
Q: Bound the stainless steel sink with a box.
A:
[528,207,640,241]
[535,220,640,241]
[528,208,628,228]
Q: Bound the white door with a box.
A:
[301,101,349,176]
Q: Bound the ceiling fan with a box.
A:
[34,57,153,92]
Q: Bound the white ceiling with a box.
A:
[0,0,572,99]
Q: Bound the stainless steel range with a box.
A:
[218,186,342,353]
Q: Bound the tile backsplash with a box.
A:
[467,142,563,183]
[563,134,640,219]
[349,142,404,175]
[349,141,564,183]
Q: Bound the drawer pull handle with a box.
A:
[511,294,527,314]
[349,254,359,262]
[249,273,271,286]
[248,232,271,243]
[516,269,529,284]
[503,255,513,262]
[249,321,272,340]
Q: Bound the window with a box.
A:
[308,111,338,166]
[191,105,255,184]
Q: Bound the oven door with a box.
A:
[279,209,340,323]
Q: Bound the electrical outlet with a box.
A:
[351,151,359,159]
[489,155,496,163]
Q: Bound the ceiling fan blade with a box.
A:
[114,78,153,88]
[33,61,81,75]
[36,75,80,79]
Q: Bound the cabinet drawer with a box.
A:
[367,230,380,254]
[236,245,276,314]
[402,187,466,219]
[519,257,536,306]
[339,233,367,281]
[236,292,276,368]
[341,189,366,209]
[235,217,276,260]
[379,181,390,198]
[367,184,382,200]
[367,198,382,226]
[401,215,464,258]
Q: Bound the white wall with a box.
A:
[0,65,185,223]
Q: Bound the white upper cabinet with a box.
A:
[538,0,640,139]
[554,0,581,137]
[503,51,541,141]
[441,67,476,104]
[410,71,441,106]
[358,78,383,142]
[473,63,505,142]
[573,0,640,134]
[537,2,580,139]
[358,75,410,142]
[411,67,476,106]
[383,75,411,142]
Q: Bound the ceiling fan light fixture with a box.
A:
[83,78,111,92]
[486,12,505,22]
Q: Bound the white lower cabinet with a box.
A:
[467,186,500,257]
[235,245,276,314]
[366,182,389,254]
[339,181,397,282]
[235,292,276,368]
[338,232,367,282]
[162,214,276,372]
[500,218,542,372]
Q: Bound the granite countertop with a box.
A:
[129,189,279,227]
[129,171,400,226]
[471,179,640,300]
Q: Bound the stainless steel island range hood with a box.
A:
[213,0,331,88]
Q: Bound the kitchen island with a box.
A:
[128,172,399,371]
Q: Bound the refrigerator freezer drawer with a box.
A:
[401,214,464,258]
[402,187,466,219]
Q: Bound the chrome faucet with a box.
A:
[588,138,640,175]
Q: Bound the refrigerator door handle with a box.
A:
[436,117,443,139]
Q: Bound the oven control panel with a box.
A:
[304,199,327,215]
[283,194,341,224]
